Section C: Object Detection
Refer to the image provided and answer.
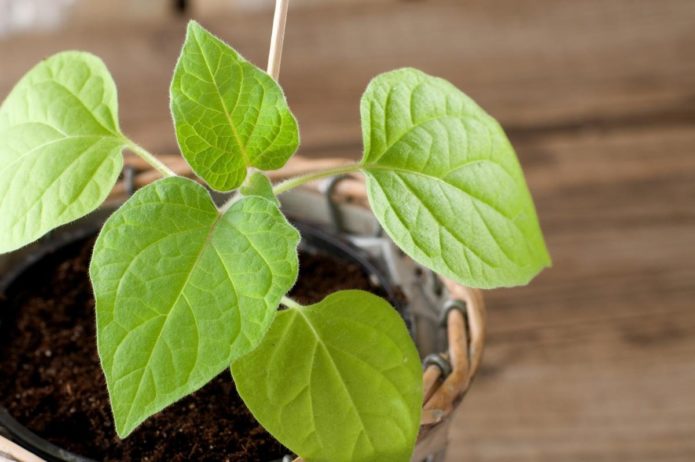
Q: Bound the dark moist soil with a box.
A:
[0,236,385,462]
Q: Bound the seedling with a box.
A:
[0,20,549,462]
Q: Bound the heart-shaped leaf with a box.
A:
[90,177,299,437]
[0,51,126,253]
[360,68,550,288]
[171,21,299,192]
[232,290,422,462]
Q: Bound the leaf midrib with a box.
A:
[43,78,120,137]
[191,30,251,167]
[294,308,378,457]
[366,112,489,165]
[2,138,123,239]
[363,162,519,224]
[0,131,122,177]
[121,211,223,432]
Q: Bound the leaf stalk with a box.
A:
[272,163,362,196]
[127,142,177,178]
[281,295,304,310]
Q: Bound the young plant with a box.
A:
[0,21,549,462]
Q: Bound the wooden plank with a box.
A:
[448,307,695,461]
[445,123,695,461]
[1,0,694,154]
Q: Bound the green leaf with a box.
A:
[240,171,279,205]
[232,290,422,462]
[90,177,299,437]
[0,51,126,254]
[171,21,299,192]
[360,68,550,288]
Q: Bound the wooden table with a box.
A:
[1,1,694,460]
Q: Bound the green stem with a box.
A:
[272,163,363,196]
[219,162,362,214]
[218,192,241,214]
[281,295,304,310]
[127,142,177,178]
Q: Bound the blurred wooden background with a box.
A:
[1,0,695,460]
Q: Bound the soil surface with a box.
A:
[0,236,384,461]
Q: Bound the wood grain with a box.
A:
[1,1,694,460]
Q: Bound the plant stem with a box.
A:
[272,163,362,196]
[127,142,177,178]
[267,0,290,80]
[281,295,304,310]
[218,192,241,214]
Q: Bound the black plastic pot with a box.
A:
[0,206,409,462]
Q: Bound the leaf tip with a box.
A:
[113,412,135,440]
[186,19,202,33]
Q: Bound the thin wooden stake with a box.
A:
[267,0,290,80]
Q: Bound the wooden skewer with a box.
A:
[267,0,290,80]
